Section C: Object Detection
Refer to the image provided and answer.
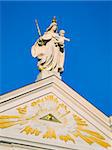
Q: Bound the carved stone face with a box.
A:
[60,32,64,37]
[52,25,57,32]
[59,30,65,37]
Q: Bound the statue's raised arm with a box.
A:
[31,17,70,81]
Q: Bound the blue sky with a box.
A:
[0,1,112,116]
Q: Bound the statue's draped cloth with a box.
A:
[31,31,64,73]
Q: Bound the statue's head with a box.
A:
[59,30,65,37]
[46,17,57,32]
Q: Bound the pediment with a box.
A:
[0,93,111,150]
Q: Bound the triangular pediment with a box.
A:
[0,76,112,150]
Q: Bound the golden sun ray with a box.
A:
[0,95,111,148]
[73,131,94,144]
[0,115,21,119]
[89,136,111,148]
[73,115,111,148]
[79,128,105,140]
[0,120,22,128]
[43,128,56,139]
[59,134,75,143]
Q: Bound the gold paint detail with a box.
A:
[17,106,27,115]
[73,131,94,144]
[89,136,111,148]
[43,128,56,139]
[0,115,22,128]
[21,126,40,136]
[59,134,75,143]
[0,115,21,119]
[73,115,88,126]
[40,113,61,123]
[31,95,58,107]
[0,120,21,128]
[0,94,111,148]
[79,128,105,140]
[73,126,111,148]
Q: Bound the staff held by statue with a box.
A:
[35,19,44,45]
[35,19,42,37]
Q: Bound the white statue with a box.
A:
[31,17,70,81]
[54,30,70,45]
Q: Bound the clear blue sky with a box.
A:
[0,1,112,116]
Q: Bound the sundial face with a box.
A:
[0,95,111,148]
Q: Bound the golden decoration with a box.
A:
[0,115,20,119]
[0,120,21,128]
[73,118,111,147]
[73,131,93,144]
[17,106,27,115]
[88,136,111,148]
[40,113,61,123]
[31,95,58,107]
[21,126,40,136]
[59,134,75,143]
[43,128,56,139]
[0,94,111,148]
[73,115,88,126]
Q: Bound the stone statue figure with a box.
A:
[31,17,70,81]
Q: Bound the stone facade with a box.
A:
[0,76,112,150]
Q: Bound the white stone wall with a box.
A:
[0,143,48,150]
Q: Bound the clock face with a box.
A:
[0,95,111,148]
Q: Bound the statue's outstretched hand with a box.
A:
[64,37,70,42]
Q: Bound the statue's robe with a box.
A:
[31,31,64,73]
